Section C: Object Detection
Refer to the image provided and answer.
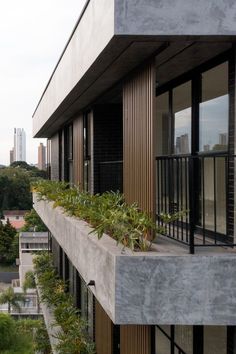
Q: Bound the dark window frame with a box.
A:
[64,123,74,183]
[156,50,232,157]
[153,325,235,354]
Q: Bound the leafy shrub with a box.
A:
[32,180,183,251]
[33,252,95,354]
[0,314,15,349]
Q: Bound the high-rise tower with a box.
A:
[14,128,26,162]
[38,142,46,170]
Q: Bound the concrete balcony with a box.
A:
[33,194,236,326]
[33,0,236,138]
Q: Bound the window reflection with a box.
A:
[156,92,170,156]
[173,81,191,155]
[204,326,227,354]
[155,326,171,354]
[199,62,228,152]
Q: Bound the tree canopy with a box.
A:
[10,161,47,178]
[21,209,47,232]
[0,314,15,349]
[0,163,47,216]
[0,220,18,264]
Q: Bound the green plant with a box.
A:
[33,180,184,252]
[0,314,15,349]
[32,320,52,354]
[21,209,47,232]
[33,252,95,354]
[0,287,25,313]
[23,270,36,292]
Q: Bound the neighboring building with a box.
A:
[9,148,14,165]
[38,142,46,170]
[32,1,236,353]
[2,210,28,230]
[19,232,49,287]
[13,128,26,162]
[0,232,48,317]
[175,134,190,154]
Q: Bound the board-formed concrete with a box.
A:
[34,194,236,325]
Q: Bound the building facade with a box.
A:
[14,128,26,162]
[2,210,28,230]
[9,148,14,165]
[33,1,236,353]
[38,142,46,170]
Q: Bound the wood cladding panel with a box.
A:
[123,60,156,216]
[50,133,60,181]
[95,300,113,354]
[120,325,151,354]
[73,114,84,187]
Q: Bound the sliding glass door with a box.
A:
[156,58,230,242]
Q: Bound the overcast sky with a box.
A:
[0,0,86,166]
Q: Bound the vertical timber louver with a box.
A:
[123,60,156,216]
[95,300,113,354]
[120,325,151,354]
[73,114,84,187]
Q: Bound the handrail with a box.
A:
[156,152,233,159]
[156,153,236,253]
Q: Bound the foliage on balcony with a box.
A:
[33,252,95,354]
[32,180,181,252]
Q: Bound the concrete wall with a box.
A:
[33,195,117,321]
[33,0,115,137]
[37,287,60,354]
[115,0,236,35]
[19,253,34,287]
[34,195,236,326]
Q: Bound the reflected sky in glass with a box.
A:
[174,107,191,154]
[199,94,228,152]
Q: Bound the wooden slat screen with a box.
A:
[95,300,113,354]
[123,60,156,216]
[73,114,84,187]
[120,325,151,354]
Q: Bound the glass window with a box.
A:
[156,92,170,156]
[81,279,88,320]
[175,326,193,354]
[155,326,171,354]
[173,81,192,155]
[83,112,92,192]
[87,290,94,340]
[68,262,74,295]
[199,62,229,152]
[68,125,73,160]
[204,326,227,354]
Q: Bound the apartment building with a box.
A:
[2,210,28,230]
[33,1,236,353]
[38,142,46,170]
[13,128,26,162]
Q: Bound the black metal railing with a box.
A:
[156,153,235,253]
[99,161,123,194]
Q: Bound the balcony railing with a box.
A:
[156,153,236,253]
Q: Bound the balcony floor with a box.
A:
[154,234,236,255]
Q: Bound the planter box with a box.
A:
[37,286,60,354]
[33,194,236,325]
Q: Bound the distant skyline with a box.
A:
[0,0,86,165]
